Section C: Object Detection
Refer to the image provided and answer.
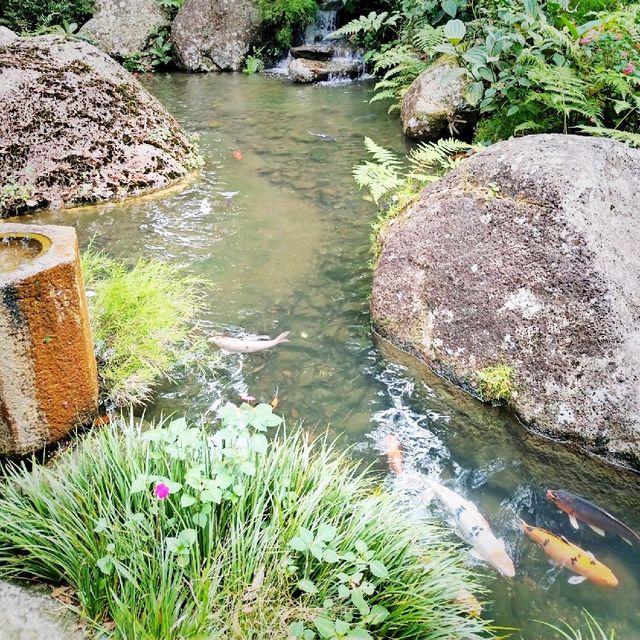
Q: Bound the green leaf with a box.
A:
[303,630,316,640]
[97,556,114,575]
[444,19,466,45]
[289,536,309,552]
[351,588,370,616]
[441,0,458,17]
[317,523,337,543]
[168,417,187,430]
[346,629,373,640]
[298,579,318,594]
[369,560,389,579]
[368,605,390,625]
[310,542,325,561]
[313,617,335,638]
[179,528,197,545]
[250,433,268,454]
[323,549,340,564]
[289,621,305,638]
[130,474,149,493]
[464,81,484,107]
[507,105,520,117]
[523,0,539,17]
[335,619,350,635]
[181,494,197,508]
[338,584,350,599]
[93,518,108,533]
[354,540,368,555]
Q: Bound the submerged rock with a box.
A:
[371,134,640,468]
[171,0,260,72]
[401,59,474,140]
[288,57,361,83]
[79,0,170,59]
[0,35,200,215]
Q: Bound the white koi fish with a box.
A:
[427,479,515,578]
[209,331,289,353]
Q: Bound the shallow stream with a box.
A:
[21,73,640,639]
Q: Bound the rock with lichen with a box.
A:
[171,0,261,72]
[371,134,640,468]
[79,0,170,59]
[0,34,201,216]
[400,59,475,141]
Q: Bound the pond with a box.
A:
[20,72,640,639]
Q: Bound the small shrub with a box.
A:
[0,404,493,639]
[0,182,36,216]
[256,0,319,54]
[81,247,210,407]
[0,0,93,34]
[244,50,266,74]
[476,365,514,403]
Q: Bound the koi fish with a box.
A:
[209,331,289,353]
[454,588,482,617]
[546,489,640,546]
[232,150,243,160]
[384,434,402,476]
[427,480,515,577]
[519,518,618,587]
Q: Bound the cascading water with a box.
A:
[267,8,366,83]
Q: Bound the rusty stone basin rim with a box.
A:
[0,232,51,274]
[0,224,74,284]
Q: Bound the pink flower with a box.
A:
[240,393,256,404]
[622,62,635,75]
[579,36,591,45]
[153,482,171,500]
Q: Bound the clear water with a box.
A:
[18,73,640,639]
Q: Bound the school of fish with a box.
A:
[380,436,640,591]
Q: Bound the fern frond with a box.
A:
[363,137,403,169]
[578,125,640,148]
[413,24,446,55]
[353,162,404,203]
[407,138,474,180]
[331,11,399,38]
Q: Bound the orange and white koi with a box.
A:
[427,480,515,578]
[384,434,403,476]
[519,518,618,587]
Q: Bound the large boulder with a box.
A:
[0,35,201,216]
[171,0,261,72]
[371,134,640,467]
[79,0,170,59]
[0,27,18,46]
[401,59,474,140]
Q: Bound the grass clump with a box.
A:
[0,403,493,640]
[476,365,514,403]
[81,248,210,408]
[536,609,615,639]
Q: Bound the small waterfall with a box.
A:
[304,10,337,44]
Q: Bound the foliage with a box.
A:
[0,406,492,639]
[536,609,615,639]
[244,49,266,74]
[0,0,93,34]
[157,0,183,13]
[353,137,475,259]
[345,0,640,144]
[81,247,210,407]
[475,365,514,403]
[256,0,319,55]
[0,182,36,215]
[146,25,173,68]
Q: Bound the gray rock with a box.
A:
[0,36,201,215]
[0,581,84,640]
[288,57,361,83]
[0,27,18,46]
[291,44,335,60]
[400,58,474,140]
[171,0,261,72]
[79,0,169,59]
[371,134,640,468]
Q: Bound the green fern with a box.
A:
[578,125,640,148]
[353,137,404,204]
[331,11,400,38]
[526,63,602,131]
[407,138,473,181]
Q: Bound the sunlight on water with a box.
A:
[20,73,640,639]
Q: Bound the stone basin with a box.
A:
[0,224,98,456]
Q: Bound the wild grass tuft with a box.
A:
[0,412,493,639]
[476,365,514,403]
[536,609,615,639]
[81,247,211,407]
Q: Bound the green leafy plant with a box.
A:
[244,49,266,74]
[147,25,173,68]
[157,0,183,12]
[256,0,319,54]
[81,247,210,407]
[0,407,492,639]
[0,182,36,216]
[0,0,93,34]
